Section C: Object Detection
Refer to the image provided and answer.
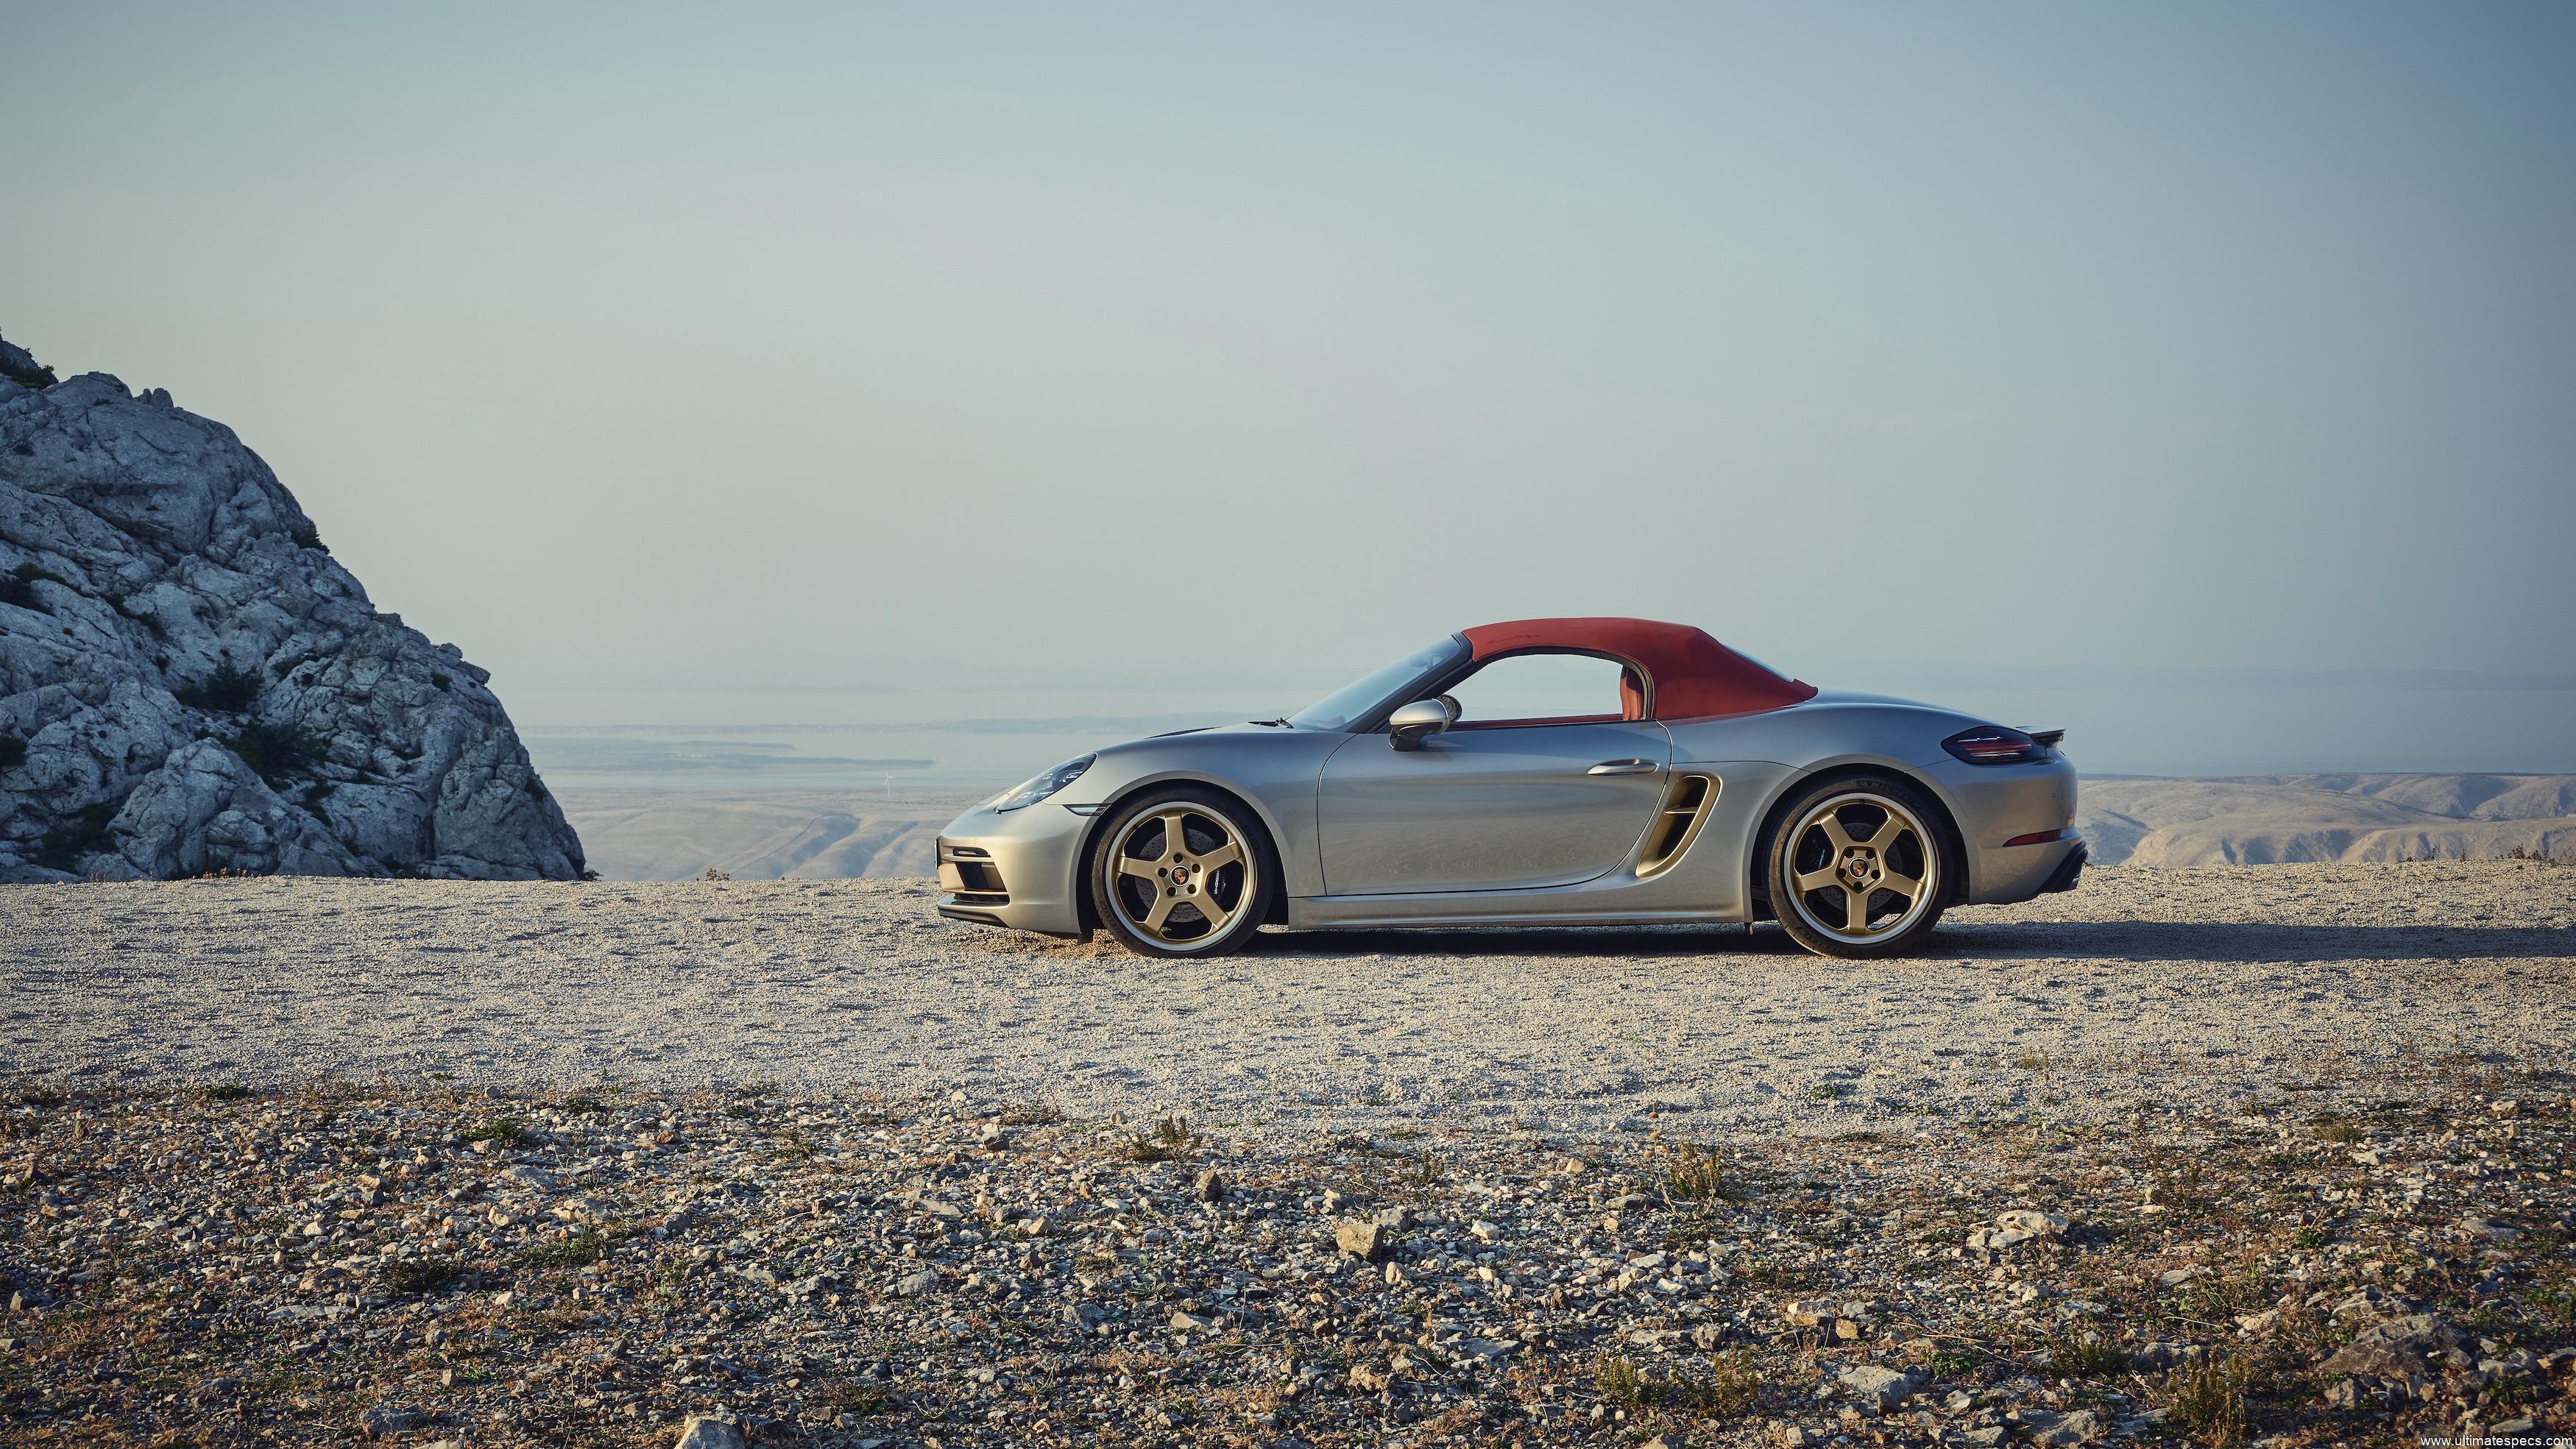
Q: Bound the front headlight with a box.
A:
[991,754,1095,812]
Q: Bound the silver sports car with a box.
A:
[934,617,2082,959]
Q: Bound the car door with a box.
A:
[1313,650,1674,894]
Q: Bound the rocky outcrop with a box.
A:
[0,329,584,880]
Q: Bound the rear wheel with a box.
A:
[1766,776,1953,958]
[1089,788,1273,958]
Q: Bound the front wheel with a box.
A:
[1766,776,1955,958]
[1088,788,1273,958]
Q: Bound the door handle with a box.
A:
[1586,759,1658,776]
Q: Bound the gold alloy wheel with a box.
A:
[1106,804,1252,948]
[1784,790,1939,943]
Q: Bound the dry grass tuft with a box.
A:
[2158,1350,2257,1446]
[1661,1141,1727,1202]
[1120,1113,1194,1162]
[1700,1348,1763,1415]
[461,1115,534,1148]
[383,1257,459,1295]
[1593,1350,1763,1416]
[2045,1328,2129,1378]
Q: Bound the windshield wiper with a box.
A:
[1249,716,1292,728]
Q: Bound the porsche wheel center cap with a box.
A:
[1169,865,1192,887]
[1844,851,1875,884]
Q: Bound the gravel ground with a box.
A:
[0,1075,2568,1448]
[3,862,2572,1447]
[4,862,2572,1135]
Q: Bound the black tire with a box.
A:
[1087,787,1274,958]
[1765,774,1957,959]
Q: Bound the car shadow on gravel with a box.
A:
[1930,920,2576,963]
[1247,921,2575,963]
[1251,924,1808,958]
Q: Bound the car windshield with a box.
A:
[1287,635,1467,730]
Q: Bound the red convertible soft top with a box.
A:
[1462,617,1816,721]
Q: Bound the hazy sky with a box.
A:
[7,4,2572,773]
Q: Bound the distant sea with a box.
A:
[509,678,1324,793]
[521,718,1227,792]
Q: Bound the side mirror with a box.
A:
[1389,698,1451,751]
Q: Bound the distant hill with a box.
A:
[2077,773,2576,866]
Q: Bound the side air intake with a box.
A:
[1636,773,1719,878]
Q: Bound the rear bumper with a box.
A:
[1917,752,2081,904]
[933,801,1091,937]
[2039,840,2088,894]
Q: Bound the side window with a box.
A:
[1446,653,1633,726]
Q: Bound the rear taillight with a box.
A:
[1943,725,2053,765]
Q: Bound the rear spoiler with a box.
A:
[2028,729,2065,748]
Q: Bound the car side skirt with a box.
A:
[1288,897,1743,929]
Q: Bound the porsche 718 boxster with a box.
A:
[934,618,2082,959]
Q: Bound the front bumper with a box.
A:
[933,801,1092,937]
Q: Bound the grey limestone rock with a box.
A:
[0,328,582,880]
